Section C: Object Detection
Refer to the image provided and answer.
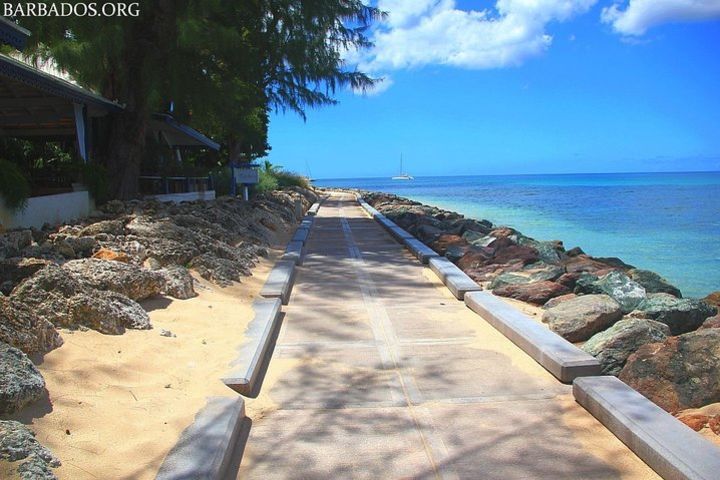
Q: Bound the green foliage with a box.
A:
[79,163,110,204]
[275,170,310,189]
[0,159,30,212]
[256,167,279,193]
[210,165,233,197]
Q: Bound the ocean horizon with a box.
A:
[315,171,720,298]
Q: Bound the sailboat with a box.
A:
[391,154,414,180]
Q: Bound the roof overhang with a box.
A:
[150,113,220,151]
[0,17,30,50]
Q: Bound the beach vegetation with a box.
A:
[0,158,30,212]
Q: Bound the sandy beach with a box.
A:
[8,248,282,479]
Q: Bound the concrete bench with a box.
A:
[156,397,250,480]
[404,238,439,264]
[429,256,482,300]
[465,291,601,383]
[307,202,320,216]
[291,226,310,244]
[222,298,282,397]
[260,260,296,304]
[388,225,414,241]
[300,216,314,229]
[281,240,304,265]
[574,376,720,480]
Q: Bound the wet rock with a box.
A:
[593,271,647,313]
[542,294,623,342]
[582,318,670,375]
[493,281,570,306]
[92,248,130,263]
[620,329,720,412]
[542,293,577,309]
[633,294,717,335]
[12,265,150,335]
[0,342,45,415]
[0,296,63,354]
[0,420,60,479]
[63,259,164,301]
[158,266,196,299]
[628,269,682,297]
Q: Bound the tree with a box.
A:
[18,1,381,198]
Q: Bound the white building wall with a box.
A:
[1,191,91,230]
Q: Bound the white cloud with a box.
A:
[353,0,597,76]
[602,0,720,36]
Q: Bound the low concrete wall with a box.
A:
[1,191,91,230]
[465,291,601,383]
[574,376,720,480]
[148,190,216,203]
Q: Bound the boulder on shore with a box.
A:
[593,270,647,313]
[63,258,164,301]
[620,328,720,413]
[582,317,670,376]
[632,293,717,335]
[628,269,682,297]
[493,280,570,306]
[0,420,60,479]
[158,266,197,300]
[0,342,46,416]
[542,294,623,342]
[12,265,151,335]
[0,296,63,354]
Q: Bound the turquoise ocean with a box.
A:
[315,172,720,298]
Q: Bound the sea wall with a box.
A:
[359,189,720,429]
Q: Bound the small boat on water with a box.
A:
[391,154,414,180]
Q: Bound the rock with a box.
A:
[493,281,570,306]
[523,262,565,282]
[63,236,97,257]
[634,294,717,335]
[143,257,162,270]
[0,231,33,259]
[593,271,647,313]
[158,266,197,299]
[416,224,443,243]
[489,272,531,290]
[0,297,63,354]
[68,290,152,332]
[463,232,496,248]
[12,265,151,335]
[628,269,682,297]
[542,294,623,342]
[79,218,126,237]
[63,259,164,301]
[189,254,250,286]
[160,329,176,338]
[445,245,470,262]
[582,318,670,375]
[563,255,615,275]
[0,342,45,415]
[704,292,720,308]
[517,237,563,264]
[92,248,130,263]
[448,218,492,236]
[0,420,60,479]
[542,293,577,309]
[431,233,466,255]
[675,404,720,434]
[620,329,720,412]
[566,246,585,257]
[555,272,582,290]
[0,258,52,295]
[490,244,539,266]
[573,273,600,294]
[700,315,720,330]
[594,257,635,270]
[51,239,75,258]
[457,248,493,270]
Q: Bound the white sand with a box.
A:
[10,248,283,479]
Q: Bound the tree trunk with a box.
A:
[105,109,148,199]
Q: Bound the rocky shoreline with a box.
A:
[359,190,720,432]
[0,187,317,479]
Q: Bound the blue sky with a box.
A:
[267,0,720,179]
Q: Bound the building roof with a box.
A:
[150,113,220,151]
[0,17,30,50]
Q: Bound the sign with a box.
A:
[233,167,259,185]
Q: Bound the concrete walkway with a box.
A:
[239,193,659,479]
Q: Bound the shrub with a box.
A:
[256,167,279,193]
[80,163,109,204]
[275,170,310,189]
[0,158,30,212]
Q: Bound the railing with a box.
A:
[139,175,213,195]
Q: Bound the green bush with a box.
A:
[0,158,30,212]
[80,163,109,204]
[256,167,279,193]
[210,166,232,197]
[275,170,310,189]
